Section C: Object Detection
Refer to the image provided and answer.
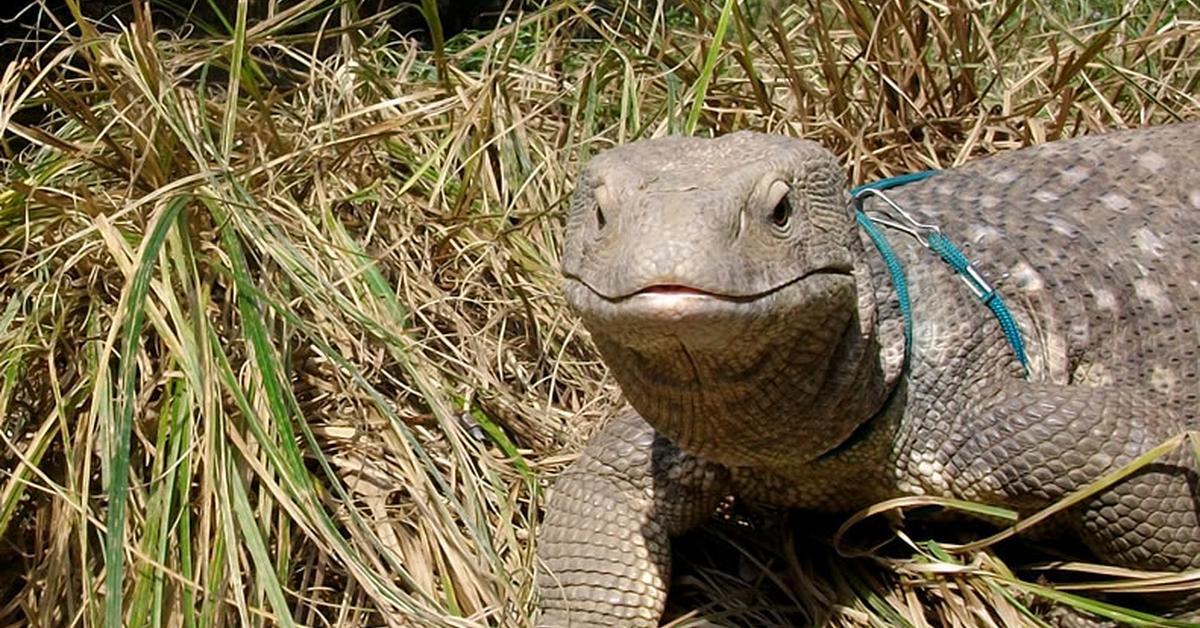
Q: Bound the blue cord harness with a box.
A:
[851,171,1030,378]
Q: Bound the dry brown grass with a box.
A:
[0,0,1198,626]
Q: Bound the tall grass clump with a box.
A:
[0,0,1197,626]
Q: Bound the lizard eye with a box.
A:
[596,204,607,230]
[765,179,792,230]
[770,196,792,228]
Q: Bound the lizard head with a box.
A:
[562,131,888,467]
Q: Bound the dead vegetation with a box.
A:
[1,0,1198,625]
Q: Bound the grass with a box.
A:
[1,0,1198,625]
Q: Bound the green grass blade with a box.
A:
[685,0,738,135]
[105,195,188,628]
[226,453,298,628]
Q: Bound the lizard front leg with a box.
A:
[944,381,1200,575]
[536,408,730,627]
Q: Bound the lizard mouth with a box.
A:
[635,284,722,297]
[562,267,855,328]
[566,266,854,303]
[563,266,857,352]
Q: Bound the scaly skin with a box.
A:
[537,124,1200,626]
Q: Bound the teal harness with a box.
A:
[851,172,1030,378]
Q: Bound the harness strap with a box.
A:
[851,171,1030,378]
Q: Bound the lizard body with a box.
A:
[537,124,1200,626]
